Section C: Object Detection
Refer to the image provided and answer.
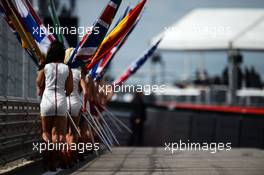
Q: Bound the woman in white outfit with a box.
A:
[64,48,88,164]
[64,48,88,137]
[66,68,88,119]
[37,41,73,171]
[66,68,88,159]
[67,68,82,117]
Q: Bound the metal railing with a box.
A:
[0,97,41,167]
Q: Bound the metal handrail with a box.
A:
[0,98,40,166]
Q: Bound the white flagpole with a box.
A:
[87,124,99,156]
[95,106,120,145]
[82,113,112,152]
[67,111,81,137]
[103,106,132,134]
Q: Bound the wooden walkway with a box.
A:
[65,147,264,175]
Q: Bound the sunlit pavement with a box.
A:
[59,147,264,175]
[3,147,264,175]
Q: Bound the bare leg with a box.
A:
[41,116,53,142]
[41,116,53,171]
[68,116,80,144]
[52,116,68,168]
[67,115,80,164]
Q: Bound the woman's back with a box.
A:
[67,68,82,116]
[44,63,69,92]
[41,63,69,116]
[71,68,81,95]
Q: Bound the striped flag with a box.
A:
[91,5,131,80]
[1,0,44,64]
[14,0,55,57]
[68,0,122,68]
[24,0,56,48]
[86,0,147,71]
[113,38,162,85]
[1,2,38,65]
[1,0,31,48]
[47,0,64,43]
[95,8,143,81]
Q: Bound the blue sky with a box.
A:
[74,0,264,84]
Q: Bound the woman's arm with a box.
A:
[65,68,73,96]
[93,81,100,104]
[98,80,107,106]
[106,84,114,102]
[88,75,96,101]
[98,80,113,105]
[36,70,45,96]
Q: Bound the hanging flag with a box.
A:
[95,8,143,81]
[47,0,64,43]
[1,0,44,64]
[68,0,122,68]
[24,0,55,40]
[14,0,55,58]
[92,5,131,80]
[113,38,162,85]
[86,0,147,71]
[91,6,130,80]
[1,2,38,65]
[111,5,131,31]
[24,0,56,45]
[1,0,31,49]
